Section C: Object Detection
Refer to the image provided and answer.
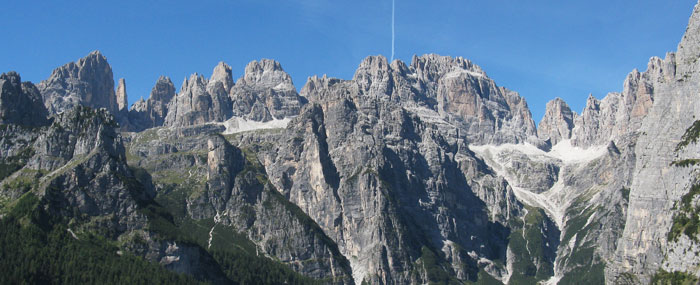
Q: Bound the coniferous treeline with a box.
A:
[0,194,201,284]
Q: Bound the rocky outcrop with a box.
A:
[230,59,305,121]
[116,78,128,112]
[38,51,120,116]
[0,72,49,127]
[537,98,576,146]
[128,76,176,131]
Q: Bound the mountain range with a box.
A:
[2,2,700,284]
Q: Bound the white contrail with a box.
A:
[391,0,395,61]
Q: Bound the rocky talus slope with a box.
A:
[2,2,700,284]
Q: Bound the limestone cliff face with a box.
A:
[606,2,700,283]
[116,78,128,112]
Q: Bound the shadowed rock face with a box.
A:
[38,51,119,116]
[0,71,49,127]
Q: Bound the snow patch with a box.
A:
[549,140,608,164]
[208,224,216,249]
[469,140,607,231]
[221,116,292,134]
[470,139,607,165]
[350,260,368,285]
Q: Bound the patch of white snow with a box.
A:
[221,116,292,134]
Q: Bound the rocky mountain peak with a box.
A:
[151,76,176,103]
[38,50,118,116]
[228,59,303,122]
[352,55,394,96]
[353,55,390,78]
[240,59,292,89]
[571,51,673,148]
[209,61,234,93]
[0,71,49,126]
[537,97,576,145]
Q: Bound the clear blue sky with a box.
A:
[1,0,696,122]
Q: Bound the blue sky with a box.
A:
[0,0,696,122]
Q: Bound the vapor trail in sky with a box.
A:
[391,0,395,61]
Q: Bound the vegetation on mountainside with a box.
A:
[507,206,556,284]
[676,120,700,151]
[651,269,699,285]
[669,183,700,242]
[0,193,201,284]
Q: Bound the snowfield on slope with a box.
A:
[221,116,292,134]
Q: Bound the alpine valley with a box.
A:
[3,3,700,285]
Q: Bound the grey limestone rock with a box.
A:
[164,70,232,127]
